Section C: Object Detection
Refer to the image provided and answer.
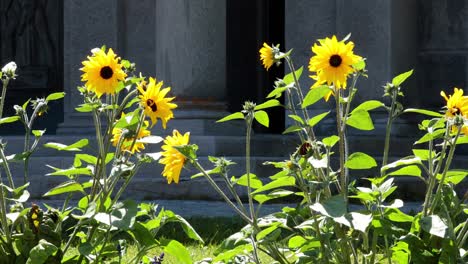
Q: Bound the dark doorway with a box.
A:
[226,0,285,133]
[0,0,63,134]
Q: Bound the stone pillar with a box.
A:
[59,0,119,134]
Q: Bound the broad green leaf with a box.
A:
[392,69,413,87]
[75,103,98,112]
[346,110,374,130]
[282,125,302,134]
[26,239,58,264]
[46,92,65,101]
[307,111,329,127]
[252,176,295,194]
[283,66,303,84]
[436,170,468,185]
[391,242,410,264]
[216,112,244,123]
[129,222,158,247]
[0,116,20,125]
[236,173,263,189]
[412,149,435,161]
[267,87,288,99]
[94,200,137,230]
[44,138,88,151]
[420,215,448,238]
[455,136,468,145]
[310,195,346,218]
[322,135,339,148]
[146,152,162,162]
[163,239,192,264]
[334,212,373,233]
[256,223,280,241]
[171,214,204,243]
[214,244,253,263]
[74,154,97,166]
[387,165,422,178]
[385,208,414,222]
[288,235,307,248]
[46,167,92,177]
[381,157,421,173]
[345,152,377,169]
[254,190,294,204]
[353,59,366,71]
[403,108,443,117]
[302,85,331,108]
[288,114,304,125]
[352,100,384,113]
[137,135,164,144]
[254,110,269,127]
[254,99,281,110]
[414,129,445,144]
[43,181,84,196]
[7,190,30,203]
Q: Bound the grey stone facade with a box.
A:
[1,0,467,202]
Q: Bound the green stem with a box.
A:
[378,204,392,264]
[335,88,346,197]
[0,176,11,245]
[430,127,461,213]
[422,137,436,217]
[192,160,252,224]
[382,89,397,169]
[370,229,378,264]
[0,145,15,189]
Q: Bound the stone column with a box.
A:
[58,0,119,134]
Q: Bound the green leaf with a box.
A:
[414,129,445,144]
[0,116,20,125]
[26,239,58,264]
[455,136,468,145]
[256,223,280,241]
[75,103,98,112]
[267,87,288,99]
[288,114,304,125]
[235,173,263,189]
[283,66,303,84]
[346,110,374,130]
[322,135,339,148]
[352,100,384,112]
[436,170,468,185]
[254,190,294,204]
[74,154,97,166]
[345,152,377,169]
[46,167,92,177]
[43,181,84,196]
[282,125,302,134]
[129,222,158,247]
[32,130,46,137]
[412,149,435,161]
[334,212,373,233]
[162,239,192,264]
[385,208,414,222]
[288,235,307,249]
[353,59,366,71]
[254,110,269,127]
[307,111,330,127]
[387,165,422,178]
[403,108,443,117]
[252,176,295,194]
[392,69,413,87]
[137,135,164,144]
[302,85,331,108]
[254,99,281,110]
[44,139,88,151]
[310,195,346,218]
[45,92,65,101]
[381,157,422,173]
[216,112,244,123]
[94,200,137,230]
[420,215,448,238]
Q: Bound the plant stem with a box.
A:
[430,127,461,213]
[0,145,15,189]
[335,88,346,198]
[192,160,252,224]
[0,176,11,245]
[0,79,9,119]
[382,89,397,169]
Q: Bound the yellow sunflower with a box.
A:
[80,48,127,97]
[138,77,177,128]
[111,113,151,153]
[309,35,362,101]
[159,130,190,184]
[441,88,468,135]
[259,43,275,70]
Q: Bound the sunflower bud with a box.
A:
[1,61,17,79]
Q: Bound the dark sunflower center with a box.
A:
[452,107,460,114]
[329,54,342,67]
[100,66,113,79]
[146,99,158,112]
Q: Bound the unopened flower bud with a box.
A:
[1,61,17,79]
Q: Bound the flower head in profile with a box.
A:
[1,61,17,79]
[80,48,127,97]
[441,88,468,135]
[259,43,278,71]
[111,113,151,153]
[138,77,177,128]
[159,130,190,184]
[309,35,362,100]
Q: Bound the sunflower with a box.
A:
[138,77,177,128]
[111,113,151,153]
[80,48,127,97]
[259,43,275,70]
[309,35,362,100]
[441,88,468,135]
[159,130,190,184]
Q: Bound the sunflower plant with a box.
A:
[182,35,468,263]
[0,48,202,263]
